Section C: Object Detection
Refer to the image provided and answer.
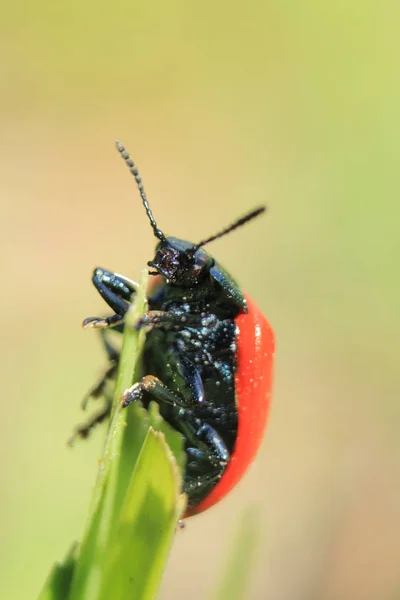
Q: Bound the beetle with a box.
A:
[74,142,275,517]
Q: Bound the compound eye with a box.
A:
[159,254,170,270]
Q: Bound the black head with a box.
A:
[148,237,213,285]
[116,141,266,286]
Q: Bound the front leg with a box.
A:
[92,267,137,315]
[83,313,124,330]
[83,268,138,329]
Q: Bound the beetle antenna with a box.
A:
[190,206,266,253]
[116,141,166,242]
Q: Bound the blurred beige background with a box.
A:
[1,1,399,599]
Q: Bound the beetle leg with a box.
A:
[98,329,120,362]
[121,375,229,504]
[183,424,229,503]
[184,471,224,499]
[81,331,119,409]
[122,349,204,407]
[121,375,188,408]
[123,375,228,468]
[74,331,120,435]
[91,267,136,315]
[185,425,229,468]
[81,361,117,410]
[196,424,229,461]
[68,400,112,446]
[135,309,200,331]
[122,380,228,466]
[83,269,138,327]
[178,353,205,403]
[94,268,138,299]
[83,313,124,329]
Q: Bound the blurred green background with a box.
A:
[1,1,399,598]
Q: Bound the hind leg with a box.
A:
[183,424,229,506]
[81,330,119,409]
[71,330,119,443]
[68,400,112,446]
[121,373,229,506]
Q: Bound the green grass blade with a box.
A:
[213,509,261,600]
[148,402,186,474]
[67,268,186,600]
[69,270,150,599]
[38,544,77,600]
[87,268,149,528]
[98,428,186,600]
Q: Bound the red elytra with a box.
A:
[185,294,275,517]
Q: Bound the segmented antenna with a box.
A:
[190,206,266,253]
[115,141,165,242]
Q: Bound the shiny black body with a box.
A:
[143,275,240,505]
[73,141,265,509]
[78,237,246,507]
